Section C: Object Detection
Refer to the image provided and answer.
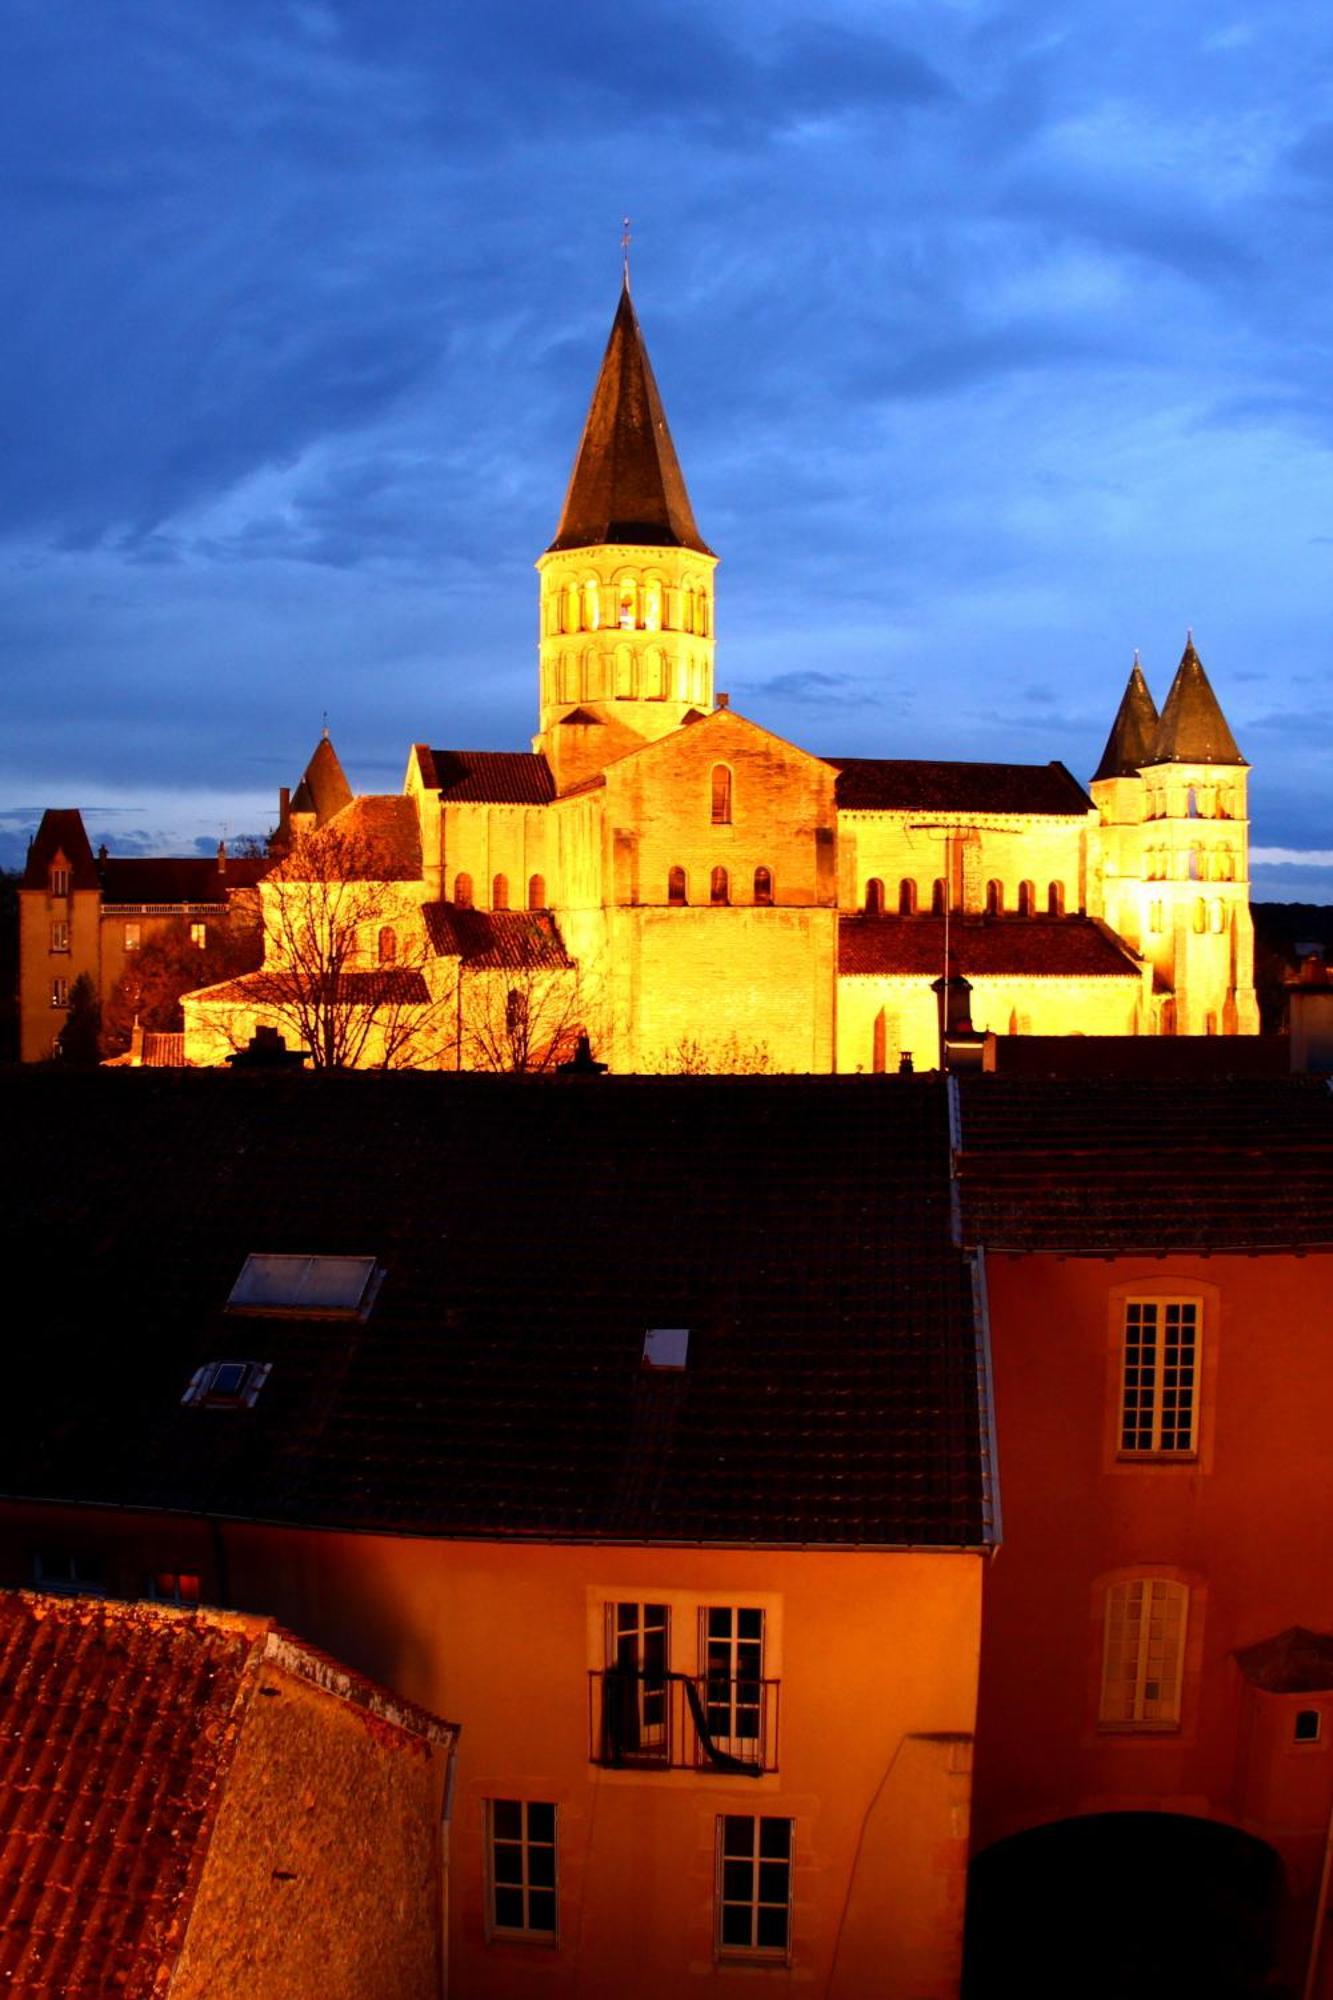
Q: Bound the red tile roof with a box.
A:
[423,905,572,969]
[839,915,1142,980]
[272,795,421,882]
[421,750,555,805]
[0,1594,451,1998]
[955,1075,1333,1252]
[202,968,431,1008]
[830,758,1092,815]
[0,1072,991,1550]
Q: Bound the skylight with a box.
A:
[227,1253,381,1319]
[643,1327,690,1370]
[182,1360,271,1409]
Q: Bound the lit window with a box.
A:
[617,579,637,630]
[642,578,661,631]
[668,866,687,906]
[49,922,69,953]
[33,1553,105,1598]
[602,1604,670,1763]
[124,923,141,951]
[583,579,600,631]
[1019,881,1035,916]
[1120,1300,1199,1455]
[986,880,1003,916]
[151,1571,202,1606]
[702,1607,765,1765]
[190,922,207,949]
[753,866,773,906]
[1048,881,1065,916]
[1295,1709,1322,1744]
[493,874,509,911]
[1100,1578,1188,1728]
[710,866,729,906]
[716,1816,792,1958]
[51,978,69,1009]
[227,1253,381,1319]
[182,1360,272,1409]
[488,1800,557,1940]
[377,926,397,965]
[643,1327,689,1369]
[711,765,732,825]
[49,865,70,898]
[931,878,947,916]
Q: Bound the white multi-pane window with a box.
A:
[1120,1301,1200,1455]
[49,922,68,953]
[702,1607,765,1762]
[606,1601,669,1759]
[716,1815,793,1957]
[1100,1578,1189,1727]
[487,1800,557,1940]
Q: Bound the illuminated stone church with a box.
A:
[184,283,1259,1071]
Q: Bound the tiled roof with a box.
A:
[101,855,269,903]
[839,916,1142,980]
[1234,1627,1333,1693]
[955,1075,1333,1253]
[988,1035,1287,1080]
[423,905,572,969]
[273,795,422,881]
[201,968,431,1008]
[1150,639,1246,767]
[21,810,99,891]
[0,1593,452,1998]
[1092,659,1160,782]
[0,1072,990,1550]
[290,734,353,824]
[830,759,1092,816]
[421,749,555,805]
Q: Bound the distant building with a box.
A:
[178,282,1259,1072]
[0,1590,456,1998]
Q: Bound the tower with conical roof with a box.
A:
[534,280,718,792]
[1091,640,1257,1034]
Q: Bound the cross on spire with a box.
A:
[621,216,631,289]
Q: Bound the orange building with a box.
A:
[178,282,1259,1073]
[954,1073,1333,1998]
[1,1068,995,1996]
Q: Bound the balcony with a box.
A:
[589,1668,779,1777]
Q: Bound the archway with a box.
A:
[964,1812,1283,1999]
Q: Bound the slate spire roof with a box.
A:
[1149,637,1246,767]
[1092,655,1161,782]
[547,280,713,557]
[289,730,353,823]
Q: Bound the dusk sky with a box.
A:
[3,0,1331,896]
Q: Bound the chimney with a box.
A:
[129,1015,144,1068]
[216,837,227,879]
[931,958,991,1072]
[716,692,729,710]
[1287,952,1333,1075]
[557,1032,608,1076]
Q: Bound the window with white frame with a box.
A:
[51,978,68,1008]
[1100,1578,1188,1728]
[49,922,69,954]
[487,1800,557,1940]
[1120,1300,1199,1455]
[702,1607,764,1761]
[604,1602,669,1759]
[49,864,70,898]
[716,1815,793,1957]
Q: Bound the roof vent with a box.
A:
[643,1327,689,1370]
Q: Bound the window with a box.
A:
[702,1607,765,1762]
[1296,1709,1322,1744]
[986,879,1003,916]
[487,1800,557,1940]
[898,878,917,915]
[51,978,69,1009]
[603,1603,669,1761]
[711,765,732,825]
[377,926,397,965]
[1048,881,1064,916]
[33,1553,105,1598]
[454,872,473,908]
[49,922,69,954]
[864,878,884,916]
[528,874,546,909]
[753,866,773,906]
[1120,1300,1199,1456]
[643,1326,689,1369]
[190,921,207,949]
[931,878,947,916]
[492,874,509,911]
[1149,900,1164,935]
[668,866,687,906]
[1018,880,1035,916]
[151,1571,202,1606]
[617,579,637,630]
[227,1252,381,1318]
[1100,1579,1188,1728]
[716,1816,792,1958]
[182,1359,272,1409]
[642,577,661,631]
[710,866,729,905]
[583,579,600,631]
[49,865,70,898]
[124,922,141,951]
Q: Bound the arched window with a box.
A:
[1209,899,1224,934]
[528,874,546,910]
[697,591,710,639]
[564,583,579,634]
[681,585,695,635]
[560,652,580,702]
[753,866,773,906]
[931,879,946,916]
[898,878,917,916]
[986,880,1003,916]
[710,866,729,905]
[668,866,687,906]
[377,926,397,965]
[1193,899,1207,934]
[1188,845,1203,882]
[614,645,634,698]
[454,872,473,909]
[583,579,600,631]
[644,648,666,699]
[1186,786,1199,818]
[1047,881,1065,916]
[492,874,509,911]
[1099,1578,1188,1727]
[642,577,662,631]
[1149,900,1164,934]
[617,579,637,630]
[1018,880,1036,916]
[865,878,885,916]
[711,765,732,825]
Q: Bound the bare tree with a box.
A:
[104,913,263,1056]
[460,951,591,1075]
[662,1033,773,1076]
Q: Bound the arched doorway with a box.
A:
[964,1812,1284,1999]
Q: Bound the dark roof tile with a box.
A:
[424,750,555,805]
[839,915,1142,979]
[831,758,1093,815]
[423,905,572,969]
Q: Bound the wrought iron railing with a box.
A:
[588,1668,779,1776]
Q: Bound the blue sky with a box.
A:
[2,0,1331,896]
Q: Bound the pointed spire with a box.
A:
[290,732,353,824]
[1150,636,1246,766]
[547,282,712,556]
[1092,654,1160,781]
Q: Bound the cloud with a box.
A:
[740,670,882,708]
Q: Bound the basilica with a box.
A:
[182,281,1259,1072]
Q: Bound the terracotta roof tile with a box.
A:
[423,905,572,969]
[831,759,1092,815]
[422,750,555,806]
[839,915,1142,979]
[201,968,431,1008]
[272,795,421,882]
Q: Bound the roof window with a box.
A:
[227,1253,381,1319]
[182,1359,271,1409]
[643,1327,690,1370]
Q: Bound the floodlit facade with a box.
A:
[176,283,1259,1072]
